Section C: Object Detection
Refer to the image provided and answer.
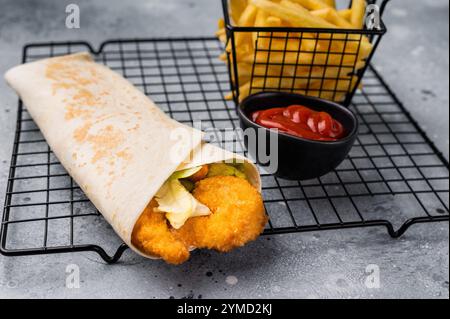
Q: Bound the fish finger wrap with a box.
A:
[132,175,267,264]
[5,53,265,264]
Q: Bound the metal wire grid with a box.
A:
[222,0,389,106]
[1,38,449,263]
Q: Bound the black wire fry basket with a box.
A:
[220,0,390,106]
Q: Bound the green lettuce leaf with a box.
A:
[207,163,246,179]
[170,166,202,180]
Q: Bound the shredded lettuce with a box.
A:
[154,166,210,229]
[180,179,195,192]
[154,163,248,229]
[207,163,246,179]
[170,166,202,180]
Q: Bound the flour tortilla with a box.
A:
[4,52,261,258]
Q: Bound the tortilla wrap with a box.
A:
[4,52,261,258]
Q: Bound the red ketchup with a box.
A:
[251,105,346,141]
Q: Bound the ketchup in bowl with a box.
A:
[251,105,346,141]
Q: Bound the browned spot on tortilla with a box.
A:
[74,123,127,165]
[52,82,72,95]
[73,122,92,143]
[45,55,104,122]
[92,113,117,125]
[88,125,125,164]
[46,59,96,90]
[45,55,136,174]
[73,89,97,106]
[116,149,132,161]
[65,105,94,121]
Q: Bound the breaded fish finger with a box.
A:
[177,176,267,252]
[132,200,190,265]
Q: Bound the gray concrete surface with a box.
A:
[0,0,448,299]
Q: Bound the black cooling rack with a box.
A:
[1,38,449,264]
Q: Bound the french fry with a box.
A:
[219,52,227,62]
[238,4,258,27]
[313,7,356,29]
[247,44,364,71]
[235,4,258,47]
[338,9,352,22]
[218,18,225,30]
[307,64,358,81]
[274,0,372,58]
[266,16,282,26]
[252,0,336,29]
[230,0,249,25]
[256,35,316,54]
[254,9,268,27]
[216,18,227,42]
[265,16,292,39]
[278,0,368,60]
[236,63,294,87]
[306,77,355,101]
[289,0,332,11]
[308,8,373,60]
[225,92,234,101]
[317,0,336,8]
[253,9,269,45]
[310,8,332,20]
[253,18,276,50]
[216,32,227,44]
[351,0,367,29]
[312,6,373,59]
[238,72,353,103]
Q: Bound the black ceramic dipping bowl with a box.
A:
[238,92,359,181]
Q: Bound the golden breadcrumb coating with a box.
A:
[176,176,267,252]
[131,176,267,264]
[131,200,190,265]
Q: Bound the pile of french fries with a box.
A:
[216,0,371,103]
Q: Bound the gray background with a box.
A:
[0,0,448,299]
